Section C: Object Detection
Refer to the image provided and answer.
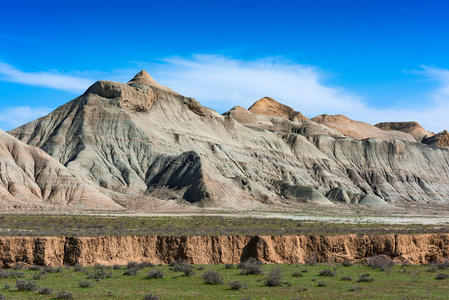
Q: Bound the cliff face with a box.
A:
[1,234,449,267]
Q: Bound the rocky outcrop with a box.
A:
[8,71,449,209]
[312,114,416,142]
[1,234,449,267]
[375,121,434,142]
[423,130,449,148]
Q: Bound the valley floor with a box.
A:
[0,263,446,299]
[0,213,448,236]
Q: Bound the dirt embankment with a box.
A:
[0,234,448,267]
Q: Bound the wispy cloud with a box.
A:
[0,106,51,130]
[1,56,449,132]
[0,62,93,93]
[153,55,365,114]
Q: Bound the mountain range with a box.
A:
[2,70,449,211]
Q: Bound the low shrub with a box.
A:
[112,265,121,270]
[349,286,362,292]
[87,269,112,280]
[292,271,303,277]
[73,264,83,272]
[143,294,159,300]
[366,255,394,272]
[147,269,164,279]
[44,266,62,273]
[181,265,195,276]
[28,265,41,271]
[435,273,449,280]
[357,273,374,283]
[341,259,353,267]
[340,276,352,281]
[0,294,5,300]
[127,261,139,269]
[3,284,9,290]
[79,279,92,288]
[239,258,262,275]
[202,270,223,285]
[317,281,327,287]
[318,269,335,277]
[33,273,46,280]
[16,279,37,291]
[229,280,246,290]
[265,267,283,287]
[225,264,234,269]
[56,290,73,299]
[123,268,139,276]
[0,270,24,279]
[38,287,52,295]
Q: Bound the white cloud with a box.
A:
[154,55,365,114]
[0,62,93,93]
[0,106,51,130]
[1,56,449,132]
[152,55,449,132]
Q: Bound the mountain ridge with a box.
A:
[5,70,449,210]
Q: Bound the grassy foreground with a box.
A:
[0,214,446,236]
[0,262,448,299]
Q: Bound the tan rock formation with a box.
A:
[375,121,434,142]
[1,234,449,267]
[312,114,416,142]
[423,130,449,148]
[248,97,309,122]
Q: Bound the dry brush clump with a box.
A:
[79,279,92,288]
[229,280,246,290]
[202,270,223,285]
[435,273,449,280]
[143,294,159,300]
[239,258,263,275]
[56,290,73,299]
[146,269,164,279]
[318,269,335,277]
[38,286,52,295]
[265,266,283,287]
[16,279,37,291]
[357,273,374,283]
[366,255,394,272]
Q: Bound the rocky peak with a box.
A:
[128,70,158,85]
[248,97,308,122]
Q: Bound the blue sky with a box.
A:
[1,0,449,131]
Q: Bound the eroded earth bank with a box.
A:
[1,234,448,267]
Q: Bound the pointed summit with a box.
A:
[128,70,158,85]
[128,70,178,94]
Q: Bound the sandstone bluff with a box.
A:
[0,234,448,267]
[1,70,449,210]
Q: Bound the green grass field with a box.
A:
[0,214,446,236]
[0,262,448,299]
